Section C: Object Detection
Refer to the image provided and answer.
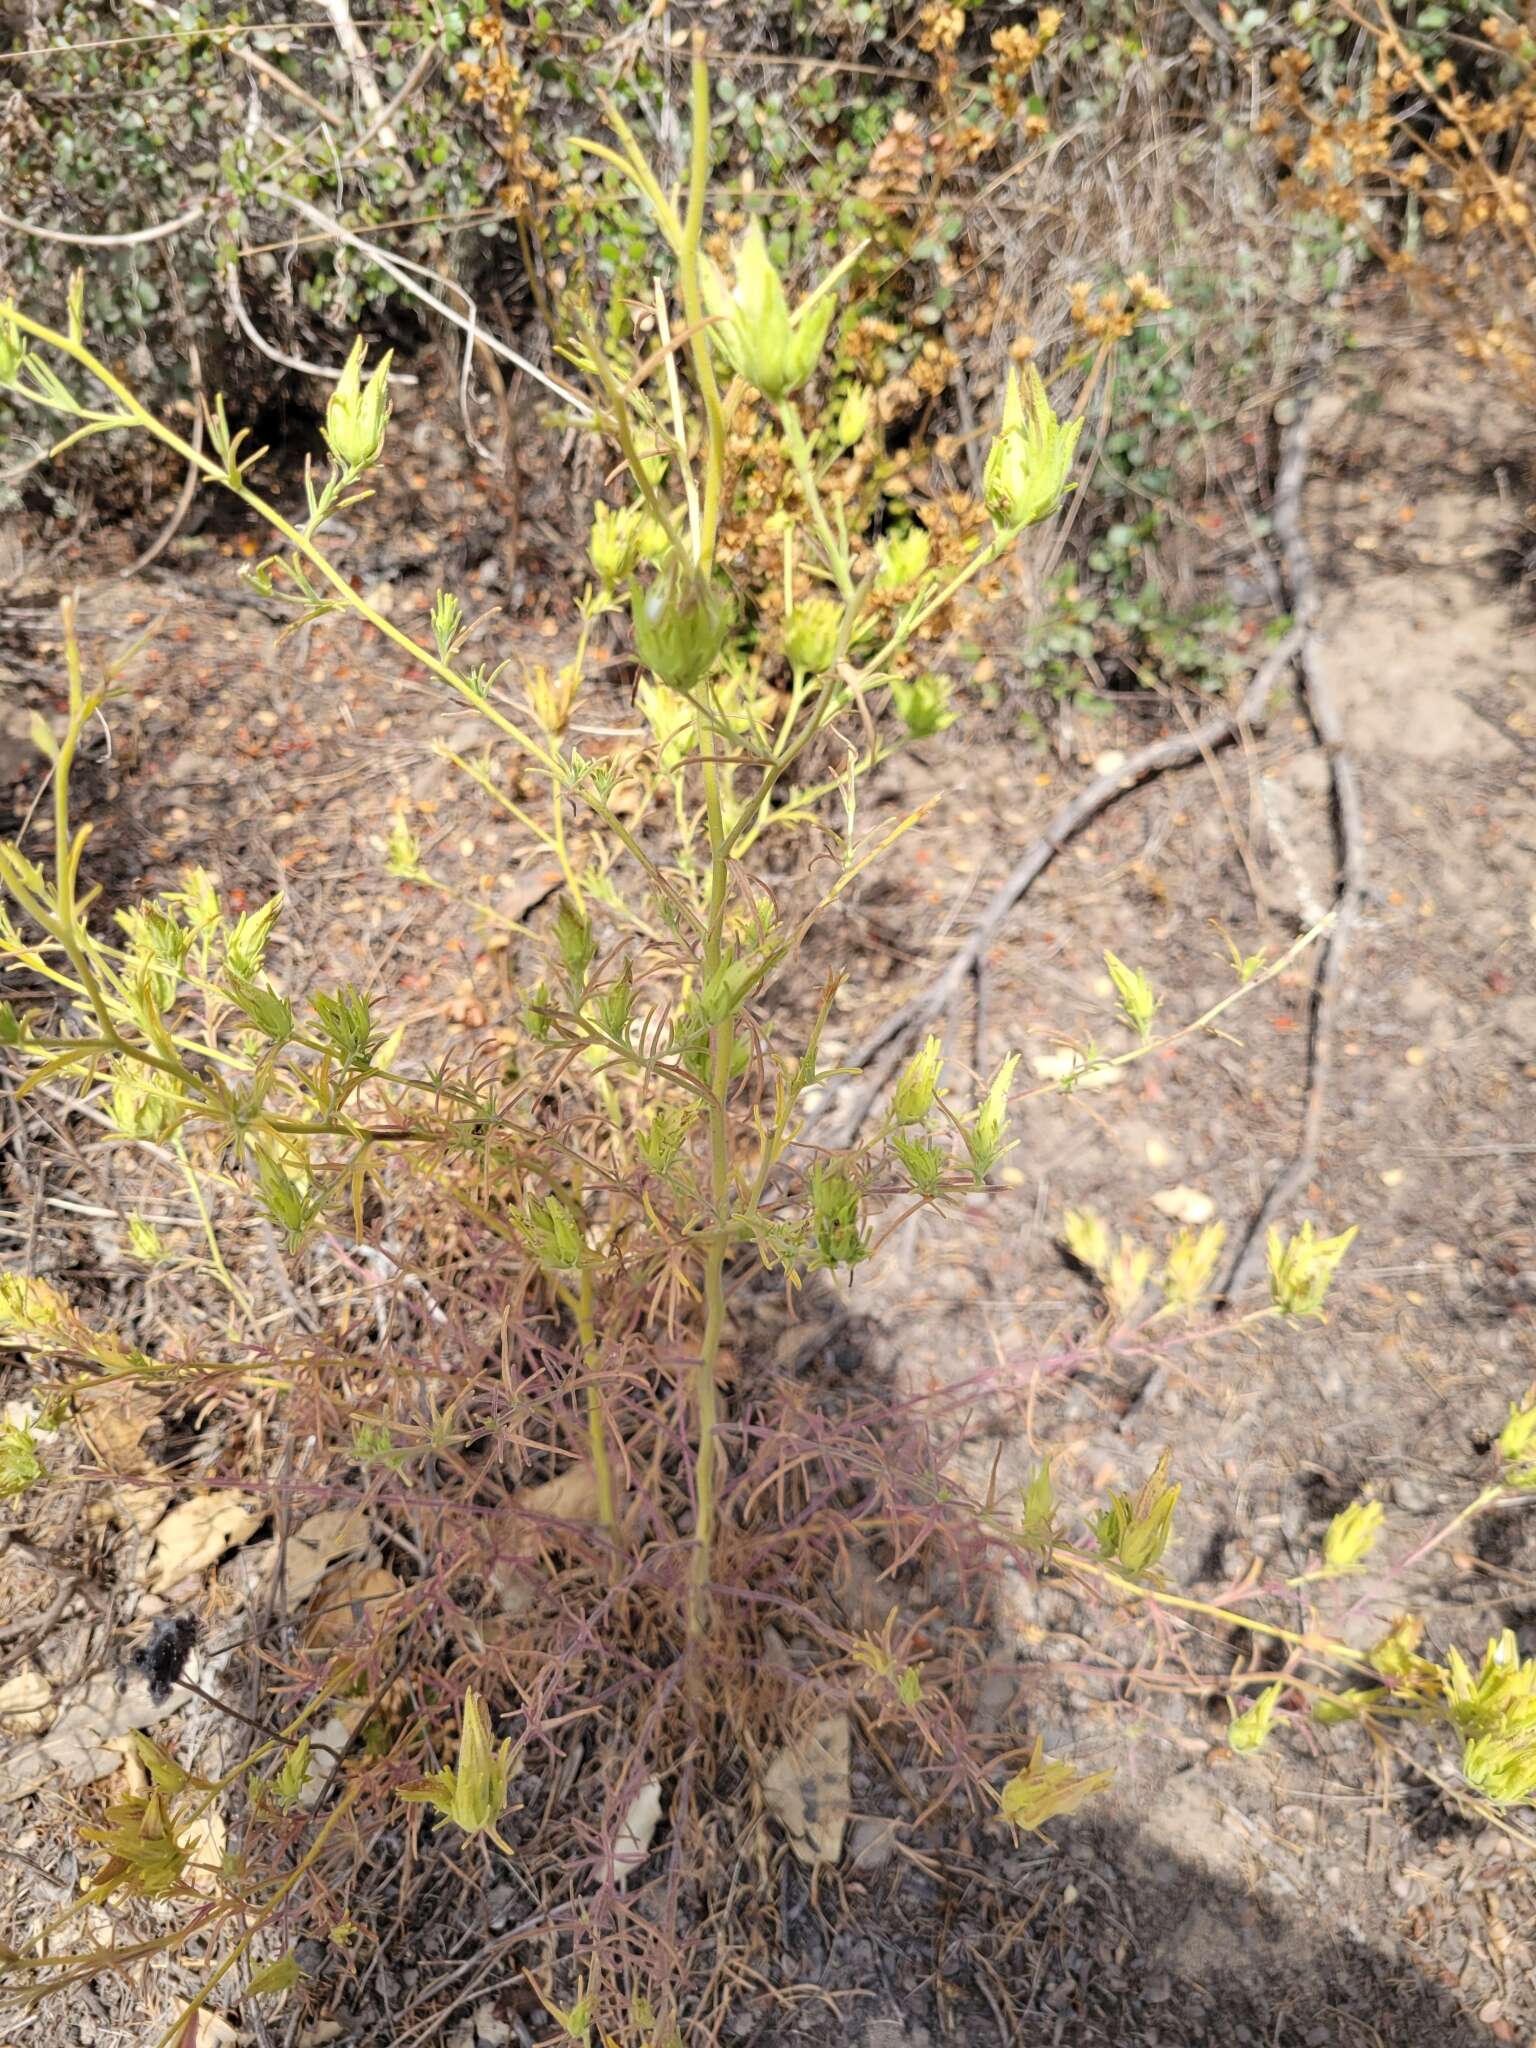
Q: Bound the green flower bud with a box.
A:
[837,383,873,447]
[590,501,643,586]
[964,1051,1018,1182]
[1443,1630,1536,1736]
[891,1131,947,1198]
[637,1103,696,1176]
[703,222,837,401]
[1062,1207,1112,1279]
[1267,1220,1358,1319]
[228,977,295,1044]
[1095,1452,1180,1576]
[634,514,671,563]
[998,1736,1113,1832]
[630,558,734,693]
[1106,1237,1154,1322]
[1020,1460,1057,1555]
[246,1954,304,2000]
[324,338,393,472]
[1229,1681,1284,1755]
[554,894,596,989]
[1367,1614,1438,1686]
[523,980,555,1041]
[1321,1497,1384,1575]
[983,362,1083,535]
[254,1148,323,1250]
[401,1690,514,1848]
[591,964,634,1043]
[1104,949,1159,1040]
[516,1192,587,1273]
[1499,1393,1536,1486]
[1162,1221,1226,1312]
[311,985,375,1068]
[126,1215,167,1264]
[386,815,425,881]
[108,1063,183,1141]
[224,892,282,981]
[892,1033,944,1124]
[0,1274,70,1339]
[0,1418,45,1500]
[0,307,25,385]
[891,671,957,740]
[270,1735,314,1812]
[430,589,464,659]
[1462,1725,1536,1807]
[876,526,932,589]
[698,954,761,1027]
[783,596,843,675]
[810,1164,869,1272]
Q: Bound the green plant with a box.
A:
[1019,554,1246,714]
[0,49,1076,2023]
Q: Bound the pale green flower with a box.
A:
[892,1034,944,1124]
[401,1689,515,1847]
[998,1736,1113,1831]
[1267,1221,1358,1318]
[703,223,835,401]
[1229,1681,1285,1754]
[324,338,392,471]
[1095,1453,1180,1575]
[783,596,843,675]
[1321,1498,1384,1575]
[630,558,733,693]
[982,362,1082,534]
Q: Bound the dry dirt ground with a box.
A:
[2,319,1534,2046]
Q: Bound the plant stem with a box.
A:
[574,1266,619,1541]
[688,706,735,1638]
[777,401,853,600]
[680,38,726,569]
[172,1135,254,1318]
[7,311,558,774]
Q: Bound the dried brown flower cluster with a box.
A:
[456,9,562,213]
[1270,6,1536,388]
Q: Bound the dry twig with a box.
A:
[1218,386,1366,1300]
[813,624,1305,1143]
[119,347,205,578]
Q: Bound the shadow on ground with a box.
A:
[767,1808,1486,2048]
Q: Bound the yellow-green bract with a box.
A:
[323,338,392,472]
[703,222,836,401]
[400,1689,515,1848]
[982,362,1083,534]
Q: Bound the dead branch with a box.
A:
[1218,387,1366,1301]
[222,261,419,387]
[811,623,1305,1143]
[0,201,208,248]
[317,0,396,151]
[119,347,205,578]
[254,186,590,417]
[345,45,439,165]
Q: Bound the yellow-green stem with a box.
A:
[7,311,558,775]
[777,402,854,601]
[680,40,727,569]
[172,1135,253,1318]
